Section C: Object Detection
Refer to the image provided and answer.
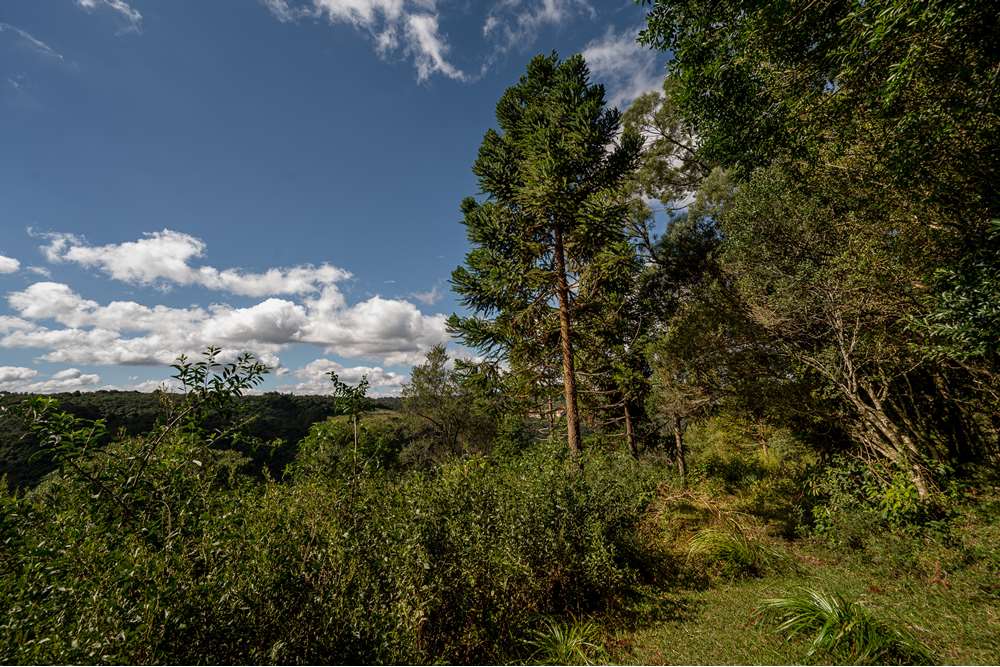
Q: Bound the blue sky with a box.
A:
[0,0,665,395]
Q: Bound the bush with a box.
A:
[0,434,662,664]
[802,455,957,548]
[291,412,420,478]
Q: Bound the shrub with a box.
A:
[758,588,934,664]
[0,435,662,664]
[291,412,419,478]
[802,455,958,549]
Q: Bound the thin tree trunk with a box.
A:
[352,414,359,472]
[624,401,638,459]
[553,225,582,457]
[672,415,686,483]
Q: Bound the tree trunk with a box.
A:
[624,401,638,458]
[672,415,686,483]
[352,414,359,472]
[553,225,582,457]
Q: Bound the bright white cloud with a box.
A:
[0,255,20,274]
[75,0,143,33]
[3,281,449,369]
[583,25,663,109]
[405,13,466,83]
[299,295,448,365]
[276,357,406,396]
[262,0,467,82]
[38,229,351,297]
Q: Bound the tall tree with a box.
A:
[449,53,642,456]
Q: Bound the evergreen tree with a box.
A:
[449,53,642,456]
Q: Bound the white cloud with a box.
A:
[483,0,595,55]
[38,229,351,297]
[299,295,448,365]
[0,255,20,274]
[3,281,449,369]
[410,284,442,305]
[583,25,663,109]
[0,366,38,383]
[0,366,100,393]
[405,13,466,83]
[0,22,65,61]
[75,0,143,33]
[276,357,406,395]
[26,266,51,277]
[262,0,467,82]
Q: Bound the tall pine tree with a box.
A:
[449,53,642,455]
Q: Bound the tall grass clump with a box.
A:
[525,617,604,665]
[686,517,788,578]
[758,588,934,664]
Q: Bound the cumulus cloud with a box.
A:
[75,0,143,33]
[299,295,448,365]
[3,281,448,368]
[582,25,663,109]
[0,366,100,393]
[0,366,38,384]
[276,357,406,396]
[0,254,20,274]
[263,0,467,83]
[38,229,351,297]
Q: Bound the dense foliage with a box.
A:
[0,360,661,663]
[0,390,400,490]
[2,3,998,661]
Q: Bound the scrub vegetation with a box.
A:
[2,0,998,663]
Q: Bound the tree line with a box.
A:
[443,0,999,496]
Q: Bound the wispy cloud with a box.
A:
[75,0,143,34]
[0,22,65,61]
[483,0,595,57]
[582,25,663,109]
[262,0,468,83]
[411,284,443,305]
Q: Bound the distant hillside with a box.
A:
[0,391,402,490]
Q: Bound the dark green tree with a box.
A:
[636,0,1000,488]
[401,345,499,455]
[449,53,642,456]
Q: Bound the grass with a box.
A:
[593,475,1000,665]
[686,518,789,578]
[758,588,933,663]
[525,618,605,665]
[602,546,999,664]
